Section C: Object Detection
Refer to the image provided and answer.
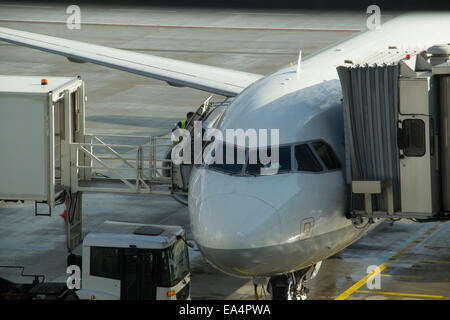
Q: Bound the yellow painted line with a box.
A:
[380,274,422,280]
[356,290,444,299]
[396,258,450,265]
[420,259,450,265]
[334,264,387,300]
[334,222,444,300]
[424,245,450,250]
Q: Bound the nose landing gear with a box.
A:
[267,261,322,300]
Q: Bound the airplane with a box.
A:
[1,11,450,300]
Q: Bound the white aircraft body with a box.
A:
[1,12,450,299]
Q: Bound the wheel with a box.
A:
[267,275,292,300]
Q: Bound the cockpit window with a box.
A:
[246,146,291,175]
[208,144,245,174]
[295,144,323,172]
[204,139,341,175]
[311,141,341,170]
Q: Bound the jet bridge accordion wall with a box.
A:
[337,64,400,212]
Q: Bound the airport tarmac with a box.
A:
[0,3,449,300]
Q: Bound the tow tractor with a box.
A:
[0,221,191,300]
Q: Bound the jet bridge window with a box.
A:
[295,144,323,172]
[311,141,341,170]
[402,119,426,157]
[245,146,291,175]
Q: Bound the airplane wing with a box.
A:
[0,27,263,96]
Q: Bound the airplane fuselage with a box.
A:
[188,13,450,278]
[188,69,376,277]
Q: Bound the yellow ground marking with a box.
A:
[424,245,450,250]
[418,259,450,265]
[334,222,445,300]
[380,274,422,280]
[355,290,444,299]
[334,264,387,300]
[396,258,450,265]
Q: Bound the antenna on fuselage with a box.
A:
[296,50,302,79]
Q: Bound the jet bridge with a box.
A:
[0,75,227,250]
[338,44,450,221]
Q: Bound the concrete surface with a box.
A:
[1,3,448,300]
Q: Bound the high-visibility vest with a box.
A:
[172,119,187,144]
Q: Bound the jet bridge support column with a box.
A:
[65,192,83,252]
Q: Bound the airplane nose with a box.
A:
[189,193,283,277]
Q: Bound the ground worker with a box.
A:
[172,112,194,145]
